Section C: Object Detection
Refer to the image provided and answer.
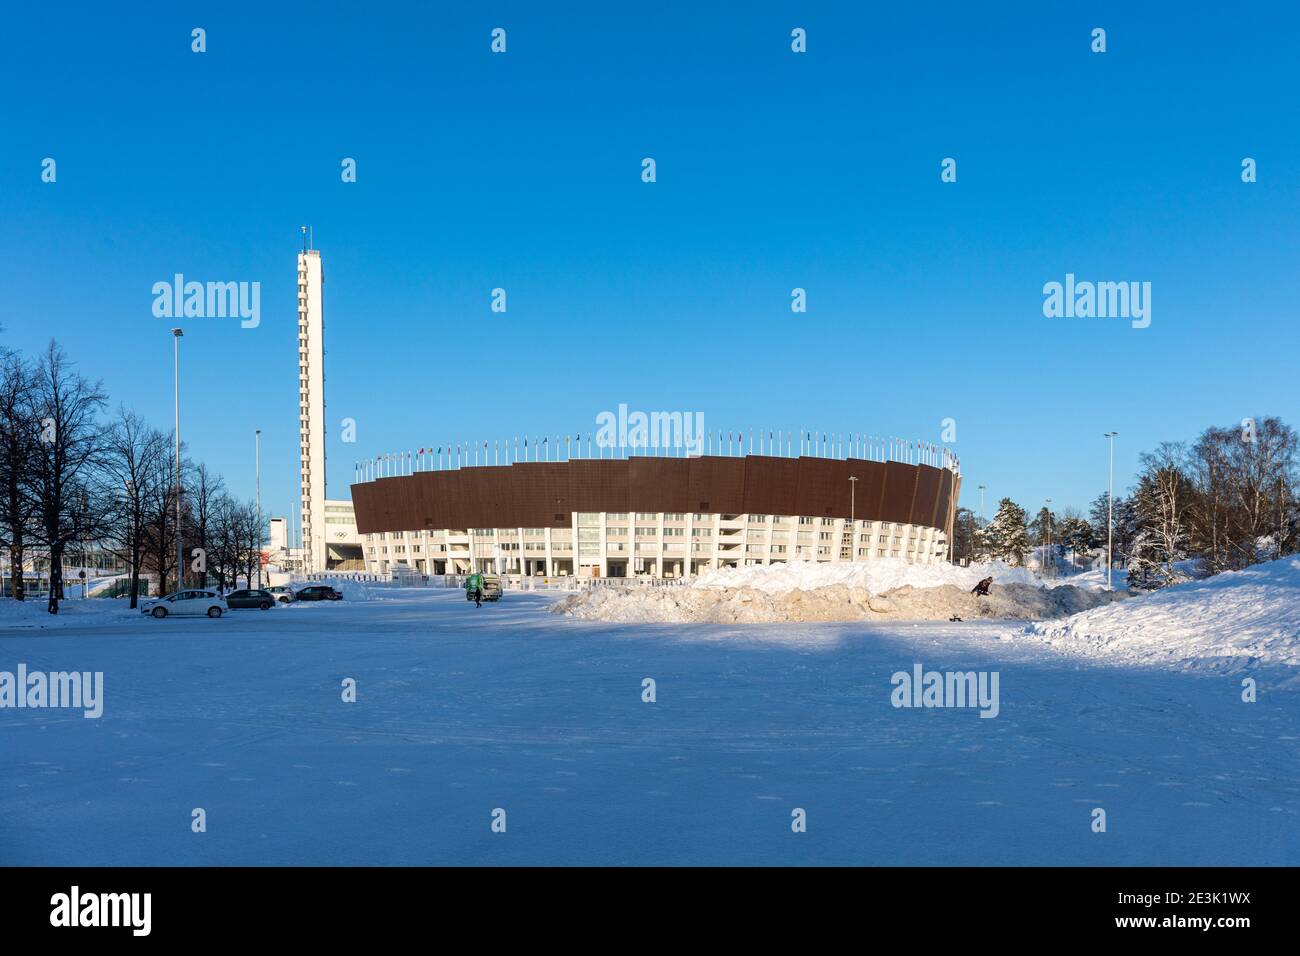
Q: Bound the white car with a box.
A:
[141,589,228,619]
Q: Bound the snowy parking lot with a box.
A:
[2,589,1297,866]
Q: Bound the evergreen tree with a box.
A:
[974,497,1030,566]
[1090,491,1137,566]
[1058,515,1095,565]
[1028,506,1059,548]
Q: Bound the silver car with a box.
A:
[140,589,228,619]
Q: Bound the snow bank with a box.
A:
[1026,556,1300,681]
[0,597,139,630]
[687,558,1041,594]
[312,578,376,601]
[554,580,1122,624]
[553,558,1126,624]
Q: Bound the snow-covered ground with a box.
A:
[1027,556,1300,685]
[2,587,1296,865]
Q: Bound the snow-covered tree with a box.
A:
[1058,515,1095,563]
[974,497,1030,566]
[1130,443,1194,587]
[1090,491,1138,567]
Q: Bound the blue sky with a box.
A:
[2,1,1297,520]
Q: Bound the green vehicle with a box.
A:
[465,573,502,602]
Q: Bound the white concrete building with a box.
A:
[362,512,949,579]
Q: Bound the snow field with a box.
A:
[2,590,1295,866]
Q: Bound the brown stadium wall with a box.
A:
[352,455,960,539]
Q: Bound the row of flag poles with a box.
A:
[354,433,960,483]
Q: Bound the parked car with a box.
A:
[266,585,296,604]
[141,590,228,619]
[295,585,342,602]
[225,588,275,610]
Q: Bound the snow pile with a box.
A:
[553,558,1125,624]
[294,578,377,601]
[687,558,1040,594]
[1026,556,1300,681]
[0,597,139,630]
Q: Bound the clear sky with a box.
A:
[2,1,1297,521]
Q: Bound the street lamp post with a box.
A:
[1104,432,1118,590]
[171,328,184,593]
[255,428,262,589]
[977,484,987,525]
[848,475,858,563]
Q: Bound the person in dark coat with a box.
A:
[971,576,993,597]
[473,586,482,608]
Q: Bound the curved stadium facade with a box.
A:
[351,453,961,579]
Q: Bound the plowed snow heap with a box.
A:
[552,559,1125,624]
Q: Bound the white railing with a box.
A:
[356,433,961,481]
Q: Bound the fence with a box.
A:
[289,569,686,594]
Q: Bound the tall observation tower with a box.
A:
[297,232,327,572]
[294,230,362,574]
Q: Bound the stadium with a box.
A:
[350,445,961,579]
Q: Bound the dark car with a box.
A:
[225,588,276,610]
[295,585,342,602]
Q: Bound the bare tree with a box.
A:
[1187,427,1233,573]
[186,462,224,589]
[1223,417,1297,564]
[209,493,240,592]
[1132,442,1193,586]
[0,350,39,600]
[141,444,185,596]
[25,342,108,613]
[238,499,262,587]
[104,408,168,607]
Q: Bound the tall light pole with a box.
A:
[1104,432,1118,590]
[848,475,858,562]
[977,484,987,525]
[255,428,262,589]
[171,328,184,593]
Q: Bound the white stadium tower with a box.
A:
[295,233,362,571]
